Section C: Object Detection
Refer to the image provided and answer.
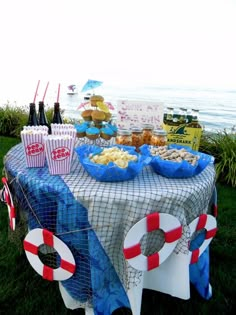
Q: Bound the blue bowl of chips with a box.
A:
[75,144,151,182]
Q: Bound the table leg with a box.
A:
[143,252,190,300]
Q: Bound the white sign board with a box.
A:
[116,100,164,129]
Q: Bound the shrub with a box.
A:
[0,103,55,138]
[199,130,236,187]
[0,103,28,137]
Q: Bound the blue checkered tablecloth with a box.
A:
[3,142,216,313]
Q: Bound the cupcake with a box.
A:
[104,112,112,122]
[107,124,118,137]
[90,95,104,107]
[75,122,89,138]
[92,110,106,126]
[81,109,93,121]
[86,127,100,140]
[100,127,114,140]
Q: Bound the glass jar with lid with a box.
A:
[142,124,154,145]
[116,129,132,146]
[150,129,168,146]
[131,127,143,150]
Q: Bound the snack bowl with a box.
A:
[75,144,151,182]
[139,144,214,178]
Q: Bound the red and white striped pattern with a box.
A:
[23,228,76,281]
[188,214,217,264]
[20,130,47,168]
[123,212,182,271]
[45,135,75,175]
[1,177,16,230]
[51,124,76,139]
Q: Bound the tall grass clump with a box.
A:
[0,103,55,138]
[0,103,28,137]
[200,130,236,187]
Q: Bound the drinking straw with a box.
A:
[33,80,40,103]
[57,83,60,103]
[42,81,49,102]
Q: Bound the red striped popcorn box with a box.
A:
[23,125,49,133]
[51,124,75,134]
[52,128,77,140]
[44,135,75,175]
[20,130,48,167]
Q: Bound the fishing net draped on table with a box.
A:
[3,142,216,311]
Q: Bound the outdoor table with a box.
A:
[3,142,216,315]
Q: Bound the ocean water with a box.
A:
[1,83,235,132]
[63,84,236,132]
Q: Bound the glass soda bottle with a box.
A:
[38,101,49,126]
[27,103,39,126]
[52,102,63,124]
[187,109,201,128]
[38,101,50,133]
[179,108,187,124]
[166,107,174,125]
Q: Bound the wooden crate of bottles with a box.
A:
[162,108,202,151]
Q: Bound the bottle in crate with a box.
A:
[187,109,201,128]
[178,108,188,125]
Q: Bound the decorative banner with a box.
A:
[116,100,164,129]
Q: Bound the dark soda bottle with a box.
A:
[27,103,39,126]
[38,101,49,126]
[38,101,50,133]
[52,102,63,124]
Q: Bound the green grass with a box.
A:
[0,136,236,315]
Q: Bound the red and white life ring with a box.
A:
[189,214,217,264]
[1,177,16,231]
[23,228,76,281]
[123,212,182,271]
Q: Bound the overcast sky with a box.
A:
[0,0,236,90]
